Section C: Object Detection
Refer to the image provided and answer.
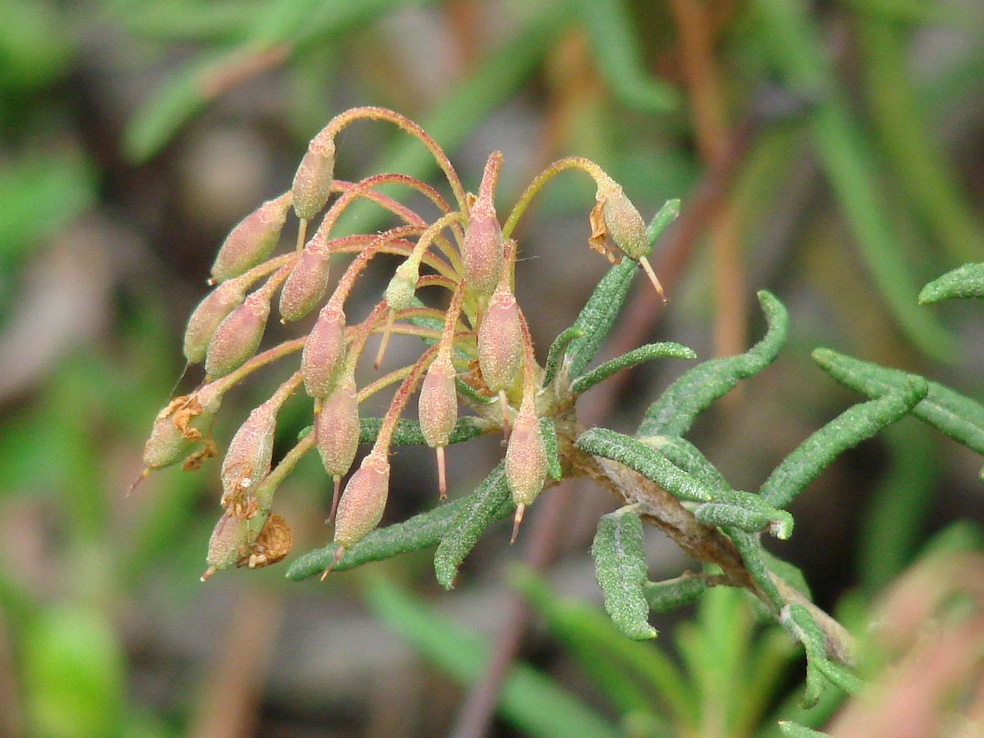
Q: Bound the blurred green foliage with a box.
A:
[0,0,981,735]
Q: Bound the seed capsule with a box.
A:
[204,292,270,379]
[292,132,336,221]
[477,282,523,394]
[315,370,360,520]
[210,192,292,284]
[279,233,332,322]
[183,280,246,364]
[596,176,648,261]
[142,383,223,470]
[220,401,278,518]
[302,304,346,397]
[333,451,390,549]
[419,353,458,498]
[505,399,548,542]
[462,199,503,297]
[201,511,252,581]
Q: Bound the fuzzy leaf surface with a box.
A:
[433,464,512,589]
[759,376,929,509]
[592,508,657,640]
[813,348,984,455]
[639,291,788,437]
[576,428,714,502]
[570,342,695,395]
[918,262,984,303]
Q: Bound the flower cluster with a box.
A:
[138,107,663,581]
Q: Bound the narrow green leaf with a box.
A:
[759,376,928,510]
[577,428,714,502]
[357,416,489,446]
[592,508,657,640]
[571,0,679,112]
[643,575,706,613]
[364,576,622,738]
[540,418,562,481]
[781,605,863,708]
[570,342,695,395]
[638,291,788,437]
[542,326,584,388]
[433,464,512,589]
[813,348,984,455]
[918,263,984,303]
[778,722,830,738]
[565,259,639,379]
[694,491,794,540]
[638,436,731,496]
[286,492,472,579]
[646,199,682,245]
[761,549,812,601]
[730,530,785,612]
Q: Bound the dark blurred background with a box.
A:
[0,0,982,736]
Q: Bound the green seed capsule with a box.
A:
[505,400,548,508]
[315,371,360,478]
[279,233,332,322]
[220,401,277,517]
[419,353,457,450]
[597,176,649,261]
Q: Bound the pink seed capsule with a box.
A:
[204,291,271,379]
[210,192,292,284]
[463,152,504,296]
[301,303,346,397]
[183,280,246,364]
[333,451,390,549]
[292,132,336,221]
[505,399,548,542]
[220,401,277,517]
[418,353,458,498]
[477,283,523,394]
[279,234,332,322]
[315,371,360,517]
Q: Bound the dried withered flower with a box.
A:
[236,513,293,569]
[142,382,223,470]
[279,232,332,322]
[301,303,346,397]
[292,132,336,221]
[210,192,292,284]
[205,291,271,379]
[183,279,246,364]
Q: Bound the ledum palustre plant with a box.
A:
[138,107,984,718]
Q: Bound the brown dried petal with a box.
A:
[236,513,293,569]
[142,394,217,469]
